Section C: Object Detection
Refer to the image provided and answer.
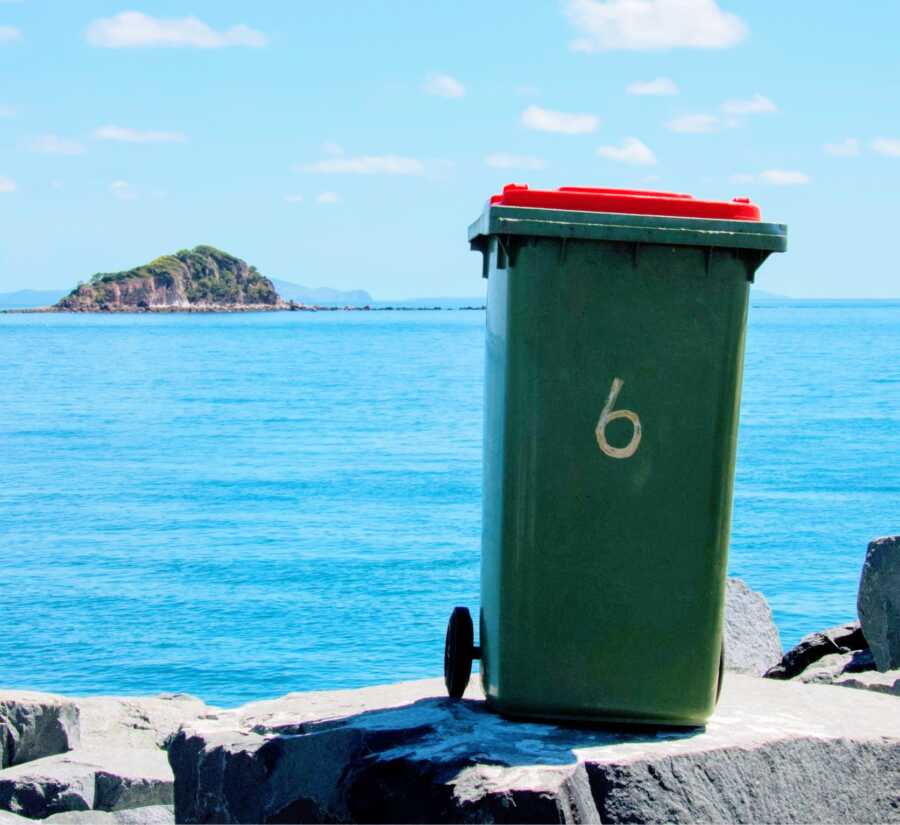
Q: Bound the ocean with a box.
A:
[1,301,898,706]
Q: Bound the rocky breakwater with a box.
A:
[2,577,897,823]
[0,694,213,823]
[53,247,283,313]
[765,535,900,697]
[168,673,899,825]
[162,575,895,823]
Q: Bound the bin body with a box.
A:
[470,186,786,725]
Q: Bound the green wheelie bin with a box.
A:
[444,184,786,726]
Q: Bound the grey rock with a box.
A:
[765,621,867,679]
[44,805,174,824]
[108,805,173,825]
[76,694,214,751]
[0,693,81,768]
[1,807,173,825]
[723,577,783,675]
[587,738,897,824]
[0,754,93,818]
[0,692,214,819]
[168,674,900,824]
[43,813,117,825]
[833,668,900,697]
[0,748,172,819]
[762,620,893,698]
[793,648,876,685]
[858,534,900,671]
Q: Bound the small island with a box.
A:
[53,246,287,313]
[1,246,486,313]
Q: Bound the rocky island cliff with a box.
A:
[55,246,282,312]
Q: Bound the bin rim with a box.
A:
[489,183,762,222]
[468,203,787,254]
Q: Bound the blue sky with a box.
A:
[1,1,899,298]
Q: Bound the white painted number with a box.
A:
[595,377,641,459]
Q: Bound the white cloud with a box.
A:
[109,180,137,200]
[596,137,656,165]
[627,76,678,96]
[730,170,810,186]
[824,138,860,157]
[484,153,547,170]
[423,73,465,99]
[27,134,86,155]
[95,125,188,143]
[297,155,425,175]
[283,194,304,203]
[873,137,900,158]
[666,113,720,133]
[0,25,21,42]
[667,95,775,135]
[721,93,776,115]
[759,170,810,185]
[85,12,267,49]
[321,141,343,156]
[316,191,339,204]
[521,105,598,134]
[565,0,747,52]
[0,176,15,192]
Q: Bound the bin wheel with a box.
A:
[444,607,475,699]
[715,641,725,704]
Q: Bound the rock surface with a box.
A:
[76,695,213,752]
[790,647,875,684]
[765,621,867,680]
[0,692,214,821]
[46,806,174,824]
[0,748,172,819]
[858,534,900,671]
[0,695,80,769]
[722,577,783,675]
[0,805,173,824]
[831,668,900,696]
[169,674,900,824]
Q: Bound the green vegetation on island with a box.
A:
[56,246,281,311]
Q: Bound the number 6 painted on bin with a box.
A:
[595,377,641,459]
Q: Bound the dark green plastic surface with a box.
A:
[470,207,786,726]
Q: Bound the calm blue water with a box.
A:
[1,302,898,706]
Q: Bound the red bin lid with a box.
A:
[489,183,761,222]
